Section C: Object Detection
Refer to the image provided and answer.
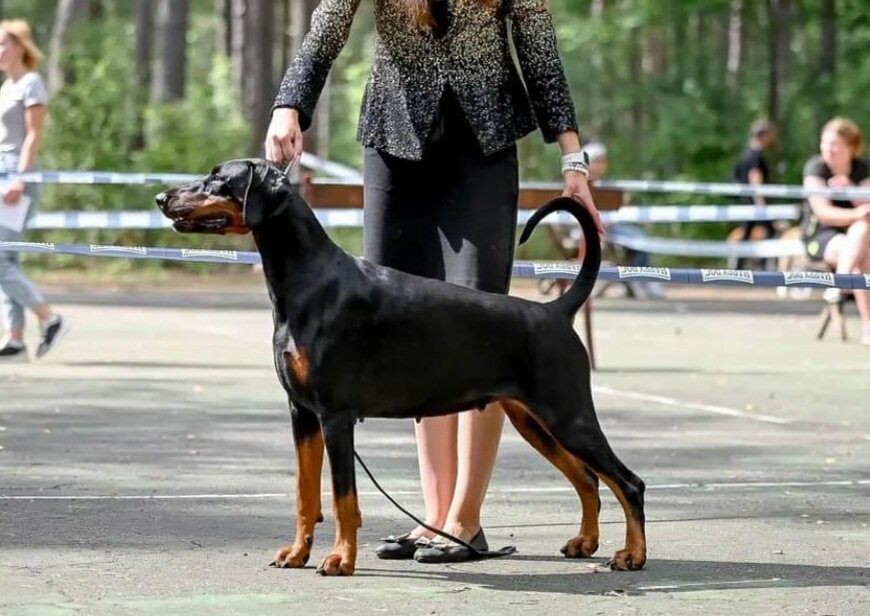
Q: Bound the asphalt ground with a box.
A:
[1,277,868,615]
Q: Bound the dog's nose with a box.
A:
[155,192,169,211]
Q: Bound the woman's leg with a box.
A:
[0,285,25,343]
[363,148,456,540]
[412,415,458,537]
[837,219,870,330]
[825,218,870,331]
[432,131,517,542]
[441,403,505,540]
[0,228,51,343]
[824,222,870,334]
[858,247,870,341]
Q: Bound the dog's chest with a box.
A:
[274,332,315,398]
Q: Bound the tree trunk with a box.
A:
[766,0,792,127]
[47,0,89,93]
[314,77,331,158]
[589,0,614,136]
[87,0,103,19]
[627,23,642,165]
[642,28,667,77]
[693,12,708,87]
[672,8,687,88]
[151,0,189,103]
[817,0,836,127]
[726,0,743,92]
[819,0,836,79]
[231,0,249,109]
[281,0,292,80]
[247,0,274,154]
[130,0,153,150]
[288,0,327,157]
[215,0,232,57]
[776,0,793,86]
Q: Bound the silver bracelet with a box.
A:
[561,151,590,176]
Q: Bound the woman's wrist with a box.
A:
[272,106,299,120]
[556,131,588,176]
[561,152,590,177]
[556,130,582,155]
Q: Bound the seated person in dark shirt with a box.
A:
[802,117,870,345]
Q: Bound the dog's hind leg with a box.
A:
[506,397,646,571]
[272,403,325,568]
[501,399,601,558]
[316,414,362,576]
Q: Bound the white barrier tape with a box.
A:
[594,179,870,201]
[3,169,870,200]
[27,205,802,230]
[607,232,806,258]
[606,204,800,223]
[0,240,867,289]
[298,152,362,180]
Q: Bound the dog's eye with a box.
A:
[213,183,234,198]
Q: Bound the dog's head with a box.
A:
[155,159,295,234]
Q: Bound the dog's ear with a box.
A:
[240,160,295,229]
[241,162,266,229]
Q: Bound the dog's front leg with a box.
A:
[316,414,361,576]
[272,403,324,568]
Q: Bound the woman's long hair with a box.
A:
[403,0,502,30]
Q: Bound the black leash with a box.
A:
[354,449,516,559]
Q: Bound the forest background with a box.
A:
[4,0,868,266]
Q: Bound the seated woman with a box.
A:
[802,117,870,345]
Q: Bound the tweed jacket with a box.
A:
[273,0,578,160]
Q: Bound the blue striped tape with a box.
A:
[2,169,870,200]
[1,240,866,289]
[0,171,200,185]
[27,205,802,230]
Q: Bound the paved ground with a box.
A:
[1,278,868,615]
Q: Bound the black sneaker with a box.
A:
[36,315,69,359]
[0,340,28,362]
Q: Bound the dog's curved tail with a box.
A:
[518,196,601,318]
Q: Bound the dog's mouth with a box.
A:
[159,193,247,235]
[171,214,232,233]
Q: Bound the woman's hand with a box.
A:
[563,170,605,239]
[3,180,25,206]
[828,174,853,189]
[852,203,870,222]
[265,108,303,165]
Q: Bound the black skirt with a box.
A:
[363,92,520,294]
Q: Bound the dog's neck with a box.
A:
[252,192,343,320]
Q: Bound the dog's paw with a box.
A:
[316,553,355,576]
[606,548,646,571]
[270,544,310,568]
[560,535,599,559]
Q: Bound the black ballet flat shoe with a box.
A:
[413,528,489,564]
[375,533,419,560]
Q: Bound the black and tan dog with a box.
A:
[156,159,646,576]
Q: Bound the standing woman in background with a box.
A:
[266,0,604,563]
[0,20,67,362]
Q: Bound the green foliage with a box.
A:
[24,15,252,271]
[134,55,249,174]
